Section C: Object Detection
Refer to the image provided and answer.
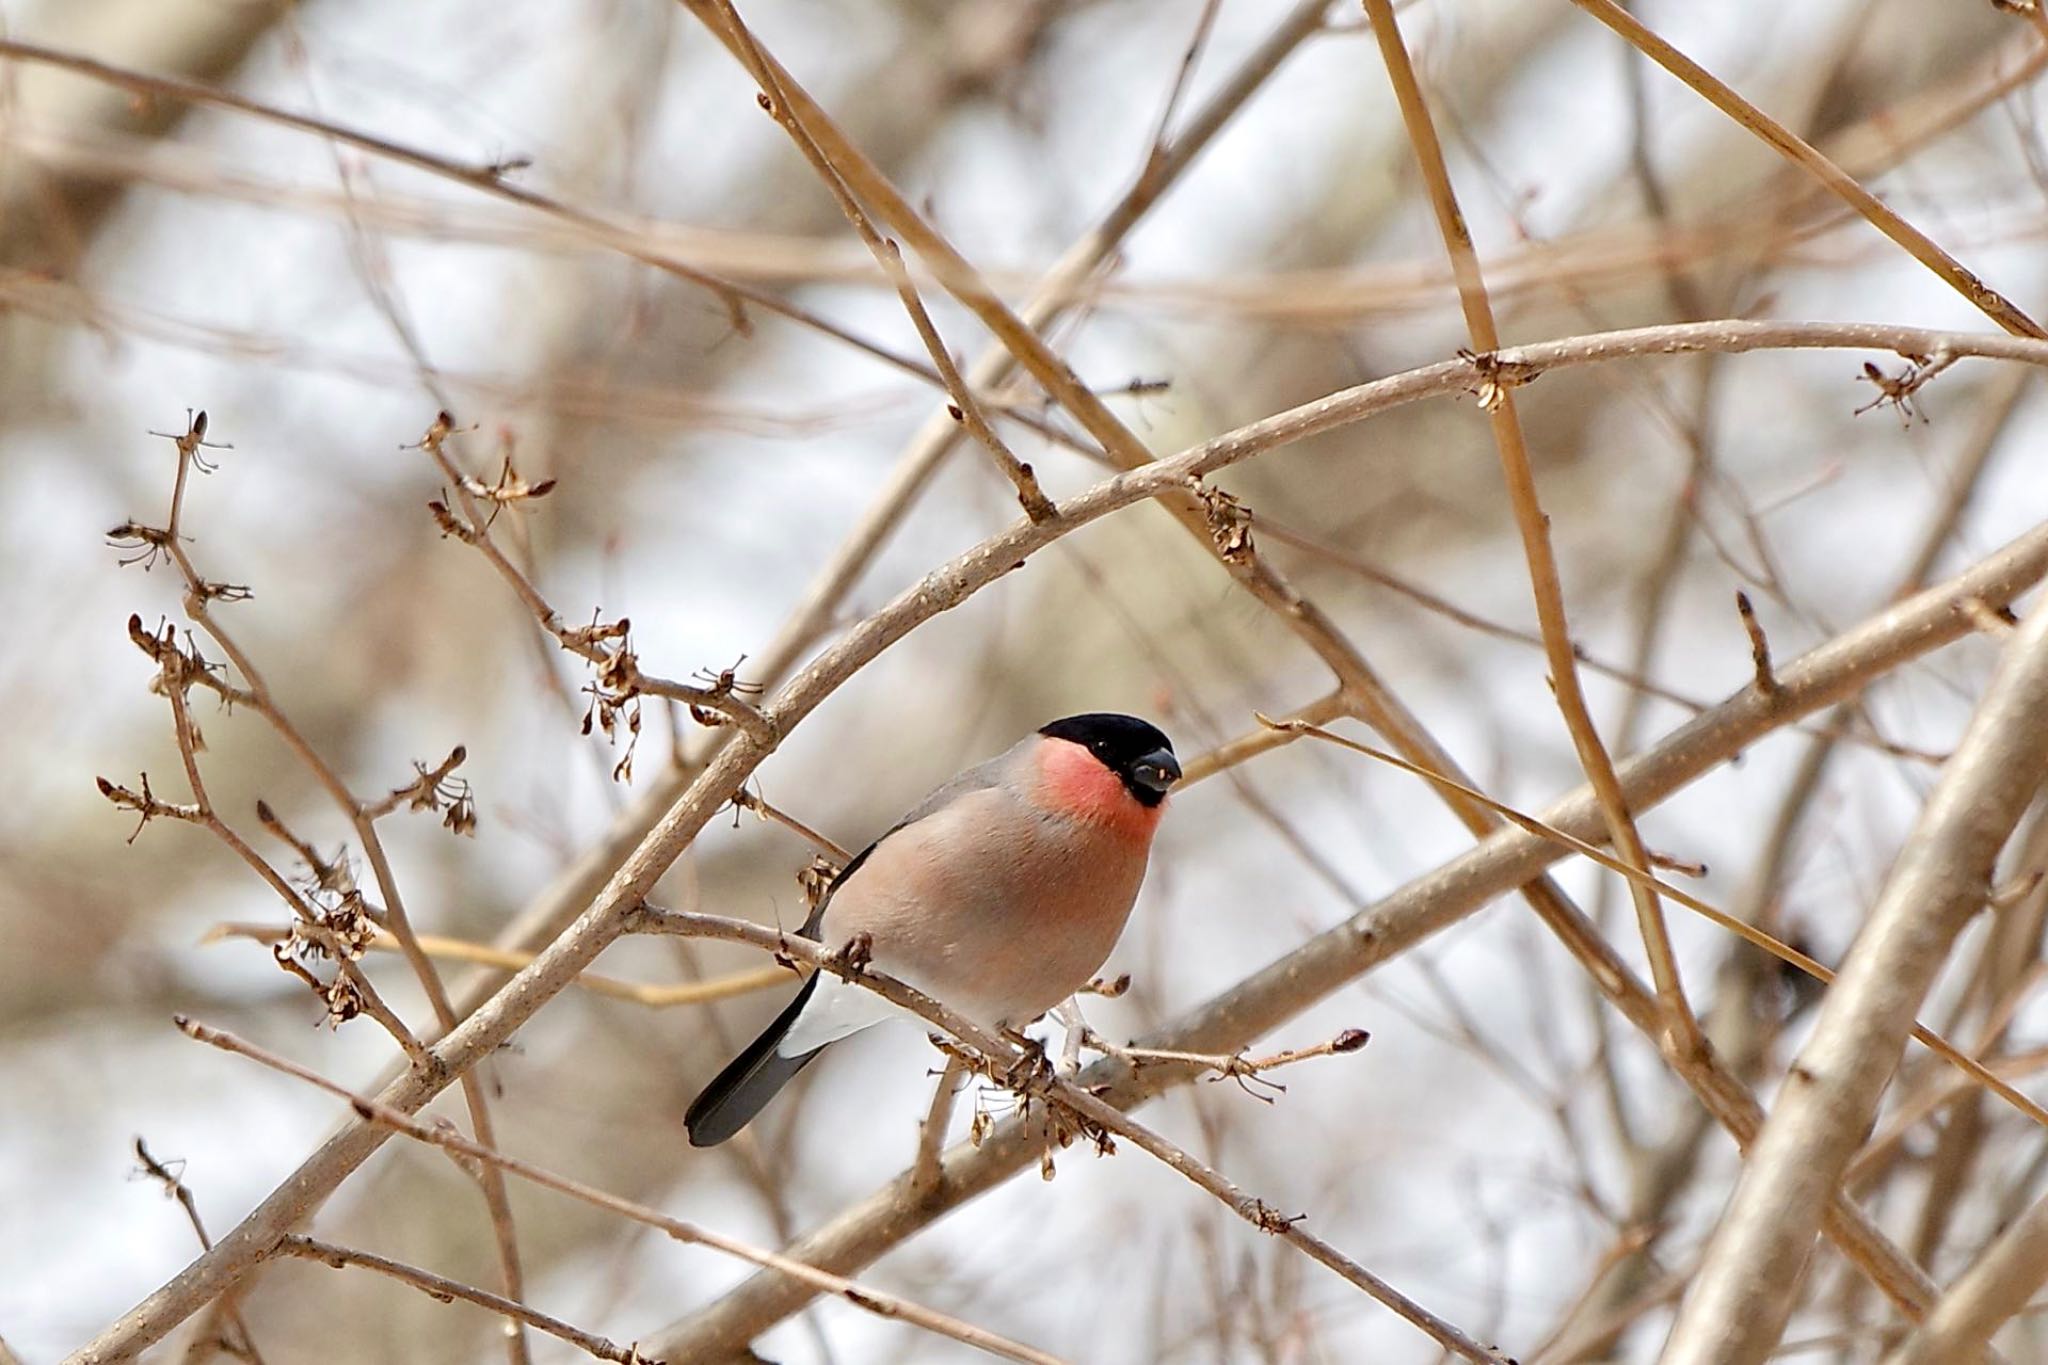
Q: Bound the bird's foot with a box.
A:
[998,1027,1055,1093]
[825,930,873,976]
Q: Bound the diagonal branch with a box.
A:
[182,1022,1067,1365]
[1663,579,2048,1364]
[1566,0,2046,340]
[1361,0,1699,1053]
[709,0,1055,521]
[1270,716,2048,1132]
[625,907,1507,1365]
[643,512,2048,1361]
[1879,1185,2048,1365]
[278,1238,638,1365]
[72,319,2048,1362]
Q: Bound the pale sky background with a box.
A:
[4,1,2046,1361]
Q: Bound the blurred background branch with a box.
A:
[7,1,2048,1362]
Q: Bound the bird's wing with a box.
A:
[796,750,1011,940]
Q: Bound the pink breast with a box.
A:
[1036,738,1162,844]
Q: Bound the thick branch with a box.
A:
[643,516,2048,1360]
[1362,0,1698,1055]
[1663,586,2048,1363]
[1880,1188,2048,1365]
[73,321,2048,1362]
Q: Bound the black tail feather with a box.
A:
[685,974,824,1147]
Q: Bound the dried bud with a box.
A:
[193,579,253,604]
[323,975,365,1028]
[107,523,174,569]
[1191,480,1255,566]
[443,789,477,837]
[798,855,841,910]
[460,455,558,507]
[1085,972,1132,999]
[426,499,475,542]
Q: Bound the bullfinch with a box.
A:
[685,713,1180,1147]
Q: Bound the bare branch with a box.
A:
[629,908,1500,1364]
[178,1019,1068,1365]
[1735,590,1778,694]
[648,512,2048,1360]
[204,921,793,1010]
[76,323,2048,1361]
[277,1238,642,1365]
[1264,715,2048,1135]
[133,1139,267,1365]
[1664,587,2048,1363]
[1566,0,2046,339]
[1880,1188,2048,1365]
[108,411,530,1349]
[1364,0,1700,1060]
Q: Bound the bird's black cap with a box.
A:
[1039,713,1181,807]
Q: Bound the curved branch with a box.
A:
[70,318,2048,1362]
[1662,560,2048,1363]
[644,511,2048,1360]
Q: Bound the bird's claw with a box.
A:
[826,930,874,975]
[999,1029,1055,1091]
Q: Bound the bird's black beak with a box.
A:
[1128,747,1181,796]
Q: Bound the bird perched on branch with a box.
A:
[685,713,1181,1146]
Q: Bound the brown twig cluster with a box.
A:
[77,333,2048,1365]
[24,4,2048,1364]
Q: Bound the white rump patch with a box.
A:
[776,971,913,1057]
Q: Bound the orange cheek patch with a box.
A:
[1038,739,1163,841]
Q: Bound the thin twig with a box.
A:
[712,0,1055,521]
[133,670,432,1069]
[909,1055,968,1199]
[133,1141,267,1365]
[1363,0,1700,1057]
[1086,1029,1371,1099]
[628,908,1503,1365]
[203,921,794,1009]
[277,1237,643,1365]
[413,412,773,747]
[1565,0,2047,340]
[1664,591,2048,1364]
[121,414,531,1341]
[1264,715,2048,1135]
[1258,522,1942,764]
[178,1018,1066,1365]
[76,318,2048,1362]
[726,787,852,862]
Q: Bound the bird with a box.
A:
[685,712,1181,1147]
